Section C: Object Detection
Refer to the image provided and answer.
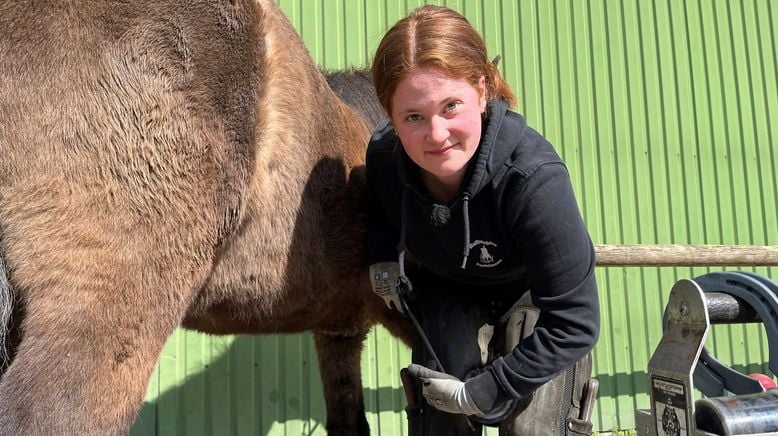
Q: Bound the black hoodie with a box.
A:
[366,100,600,413]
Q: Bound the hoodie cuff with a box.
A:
[464,370,511,414]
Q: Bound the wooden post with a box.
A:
[594,245,778,267]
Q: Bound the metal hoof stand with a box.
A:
[636,272,778,436]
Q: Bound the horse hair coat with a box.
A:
[0,1,409,434]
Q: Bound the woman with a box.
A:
[366,5,600,436]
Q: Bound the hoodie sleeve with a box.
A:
[466,162,600,412]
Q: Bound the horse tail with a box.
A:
[0,246,12,371]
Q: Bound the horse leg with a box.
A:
[0,201,216,435]
[314,329,371,436]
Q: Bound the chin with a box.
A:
[440,165,467,176]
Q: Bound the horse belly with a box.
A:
[183,155,376,335]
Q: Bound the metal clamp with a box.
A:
[638,272,778,435]
[690,272,778,397]
[644,279,710,435]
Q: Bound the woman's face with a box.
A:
[390,66,486,193]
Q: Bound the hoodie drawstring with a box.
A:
[397,187,410,282]
[460,195,471,269]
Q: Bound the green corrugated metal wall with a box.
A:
[130,1,778,434]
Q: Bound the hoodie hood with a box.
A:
[461,99,524,197]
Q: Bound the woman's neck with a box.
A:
[421,170,464,204]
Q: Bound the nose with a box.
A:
[427,116,449,144]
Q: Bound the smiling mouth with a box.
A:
[427,144,456,155]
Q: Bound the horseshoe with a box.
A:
[685,272,778,397]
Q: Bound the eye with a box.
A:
[405,113,423,122]
[444,101,461,112]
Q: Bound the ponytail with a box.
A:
[485,56,517,108]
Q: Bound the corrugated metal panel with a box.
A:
[130,1,778,434]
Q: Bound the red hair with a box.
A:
[372,5,516,115]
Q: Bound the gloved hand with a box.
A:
[406,364,483,416]
[368,262,404,313]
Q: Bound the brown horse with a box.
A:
[325,68,387,132]
[0,1,409,434]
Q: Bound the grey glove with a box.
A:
[406,364,483,416]
[368,262,404,313]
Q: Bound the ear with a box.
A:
[478,75,487,112]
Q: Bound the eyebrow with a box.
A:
[395,97,459,117]
[395,108,419,117]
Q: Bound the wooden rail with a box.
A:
[594,245,778,267]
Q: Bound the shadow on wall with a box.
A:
[130,331,409,436]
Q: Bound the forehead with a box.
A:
[391,67,477,110]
